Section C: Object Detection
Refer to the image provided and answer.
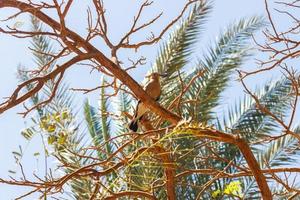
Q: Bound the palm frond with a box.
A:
[159,16,266,199]
[217,77,294,165]
[99,78,113,156]
[215,77,294,197]
[220,94,253,131]
[84,79,113,159]
[16,16,55,117]
[242,126,300,198]
[153,1,211,76]
[151,1,212,114]
[231,77,293,140]
[43,83,75,113]
[84,100,102,147]
[185,16,265,122]
[114,89,132,135]
[258,133,300,167]
[30,16,55,72]
[171,17,265,197]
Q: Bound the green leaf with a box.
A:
[99,78,113,156]
[84,99,102,147]
[242,126,300,198]
[20,128,35,140]
[114,89,132,134]
[153,1,212,76]
[185,16,266,122]
[231,77,293,140]
[33,152,40,157]
[155,0,212,120]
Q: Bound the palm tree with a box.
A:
[14,1,299,199]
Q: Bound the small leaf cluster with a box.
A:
[39,110,71,145]
[212,181,243,199]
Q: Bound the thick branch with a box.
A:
[188,128,272,199]
[0,3,274,199]
[150,145,176,199]
[0,0,181,124]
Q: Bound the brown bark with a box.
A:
[0,0,181,124]
[151,146,176,200]
[0,1,273,199]
[191,129,272,200]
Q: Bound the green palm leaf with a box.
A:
[242,126,300,198]
[153,1,211,76]
[258,131,300,167]
[84,100,102,146]
[185,16,265,122]
[99,78,113,156]
[84,79,113,158]
[216,77,294,175]
[231,78,293,140]
[16,16,97,199]
[114,89,132,135]
[218,78,295,198]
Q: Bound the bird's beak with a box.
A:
[159,73,168,77]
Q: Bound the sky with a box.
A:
[0,0,295,199]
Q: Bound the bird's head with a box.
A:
[150,72,160,80]
[146,72,168,80]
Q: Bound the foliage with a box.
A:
[10,1,300,200]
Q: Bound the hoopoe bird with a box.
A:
[129,72,163,132]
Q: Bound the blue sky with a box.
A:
[0,0,294,199]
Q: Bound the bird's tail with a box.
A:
[128,115,144,132]
[128,119,138,132]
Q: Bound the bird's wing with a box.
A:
[144,79,161,100]
[135,101,148,120]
